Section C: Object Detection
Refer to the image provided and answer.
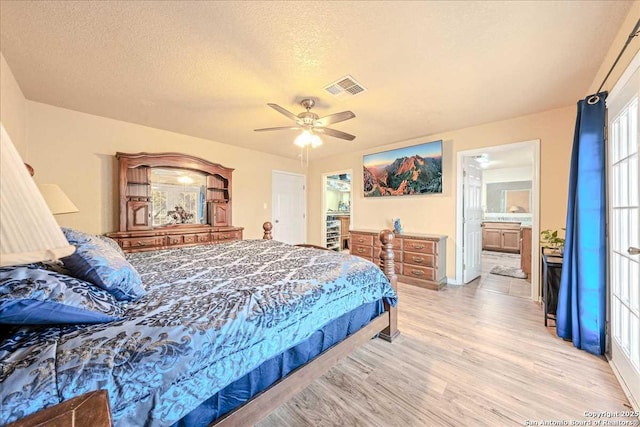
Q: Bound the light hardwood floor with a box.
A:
[258,281,631,427]
[479,250,531,299]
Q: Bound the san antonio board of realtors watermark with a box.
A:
[524,411,640,426]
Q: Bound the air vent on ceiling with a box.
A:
[324,75,366,98]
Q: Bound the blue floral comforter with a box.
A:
[0,239,397,426]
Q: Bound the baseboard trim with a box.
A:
[607,356,639,412]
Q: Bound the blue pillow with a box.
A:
[0,266,124,325]
[61,228,146,301]
[96,234,126,257]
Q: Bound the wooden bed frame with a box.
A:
[7,221,398,427]
[211,222,399,426]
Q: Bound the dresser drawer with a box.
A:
[352,244,373,258]
[196,233,211,243]
[404,265,436,281]
[403,239,436,254]
[167,235,183,245]
[120,236,164,249]
[183,235,196,244]
[214,230,241,241]
[350,233,374,246]
[403,252,435,267]
[373,236,402,249]
[375,249,403,263]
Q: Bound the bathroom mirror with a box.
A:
[486,181,532,213]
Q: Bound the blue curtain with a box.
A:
[556,92,608,356]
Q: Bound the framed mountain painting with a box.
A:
[363,140,442,197]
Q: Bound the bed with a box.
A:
[0,223,398,426]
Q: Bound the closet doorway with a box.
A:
[322,170,353,252]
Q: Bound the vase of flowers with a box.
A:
[167,206,194,224]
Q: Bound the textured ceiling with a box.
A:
[479,146,533,170]
[0,1,632,160]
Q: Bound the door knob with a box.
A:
[629,247,640,255]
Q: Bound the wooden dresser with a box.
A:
[108,226,243,252]
[107,152,243,252]
[350,229,447,290]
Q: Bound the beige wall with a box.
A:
[26,101,303,238]
[307,105,576,279]
[0,52,28,158]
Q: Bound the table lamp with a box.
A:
[0,124,75,267]
[37,184,79,215]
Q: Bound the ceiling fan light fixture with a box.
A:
[177,175,194,184]
[294,130,323,148]
[310,134,323,148]
[257,100,356,145]
[294,130,313,147]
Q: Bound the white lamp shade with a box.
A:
[38,184,79,215]
[294,130,322,148]
[310,134,323,148]
[0,124,75,266]
[294,130,312,147]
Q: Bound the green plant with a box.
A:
[540,228,566,249]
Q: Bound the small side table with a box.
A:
[541,250,563,326]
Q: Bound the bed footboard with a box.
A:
[378,229,400,342]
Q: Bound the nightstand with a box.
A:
[542,250,563,326]
[7,390,112,427]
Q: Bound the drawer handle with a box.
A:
[411,244,425,250]
[412,256,424,263]
[357,248,365,253]
[411,269,424,276]
[222,234,229,239]
[357,238,364,243]
[136,241,148,246]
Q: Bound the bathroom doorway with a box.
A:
[456,140,540,301]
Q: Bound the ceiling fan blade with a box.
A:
[267,103,300,122]
[314,127,356,141]
[315,111,355,127]
[254,126,302,132]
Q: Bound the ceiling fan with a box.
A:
[254,99,356,141]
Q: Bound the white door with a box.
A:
[272,171,306,245]
[463,157,483,283]
[607,53,640,408]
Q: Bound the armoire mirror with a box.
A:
[150,168,207,226]
[114,152,234,232]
